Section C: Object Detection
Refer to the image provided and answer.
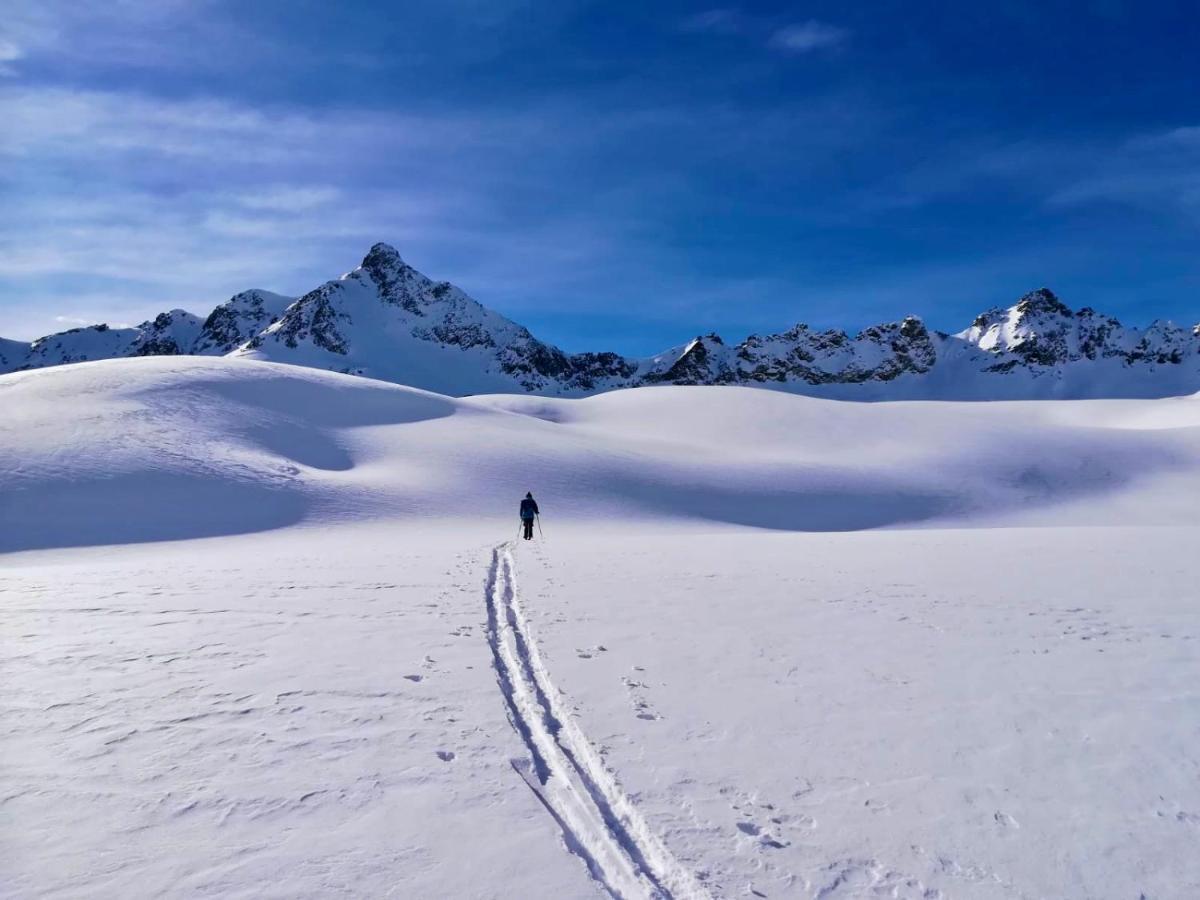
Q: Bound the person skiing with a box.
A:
[519,492,539,541]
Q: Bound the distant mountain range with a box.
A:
[4,242,1199,399]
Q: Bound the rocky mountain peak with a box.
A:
[644,333,731,385]
[353,241,437,315]
[194,289,294,355]
[1014,287,1072,319]
[362,242,405,271]
[5,242,1200,400]
[357,243,405,278]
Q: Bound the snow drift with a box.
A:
[4,355,1200,552]
[6,356,1200,900]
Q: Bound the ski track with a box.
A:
[485,542,710,900]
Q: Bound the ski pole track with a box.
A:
[485,542,710,900]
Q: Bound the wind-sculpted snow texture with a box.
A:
[485,542,710,900]
[6,355,1200,553]
[4,243,1200,398]
[4,358,1200,898]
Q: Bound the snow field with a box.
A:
[514,526,1200,898]
[1,525,597,898]
[3,355,1200,898]
[5,356,1200,556]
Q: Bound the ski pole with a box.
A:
[536,515,544,539]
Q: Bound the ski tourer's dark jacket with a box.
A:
[520,498,539,520]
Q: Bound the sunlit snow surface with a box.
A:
[2,357,1199,898]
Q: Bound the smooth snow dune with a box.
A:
[472,386,1200,526]
[4,357,1200,552]
[0,357,461,552]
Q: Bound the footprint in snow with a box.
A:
[1159,810,1200,825]
[994,811,1019,829]
[436,750,456,762]
[737,821,788,849]
[776,812,815,830]
[403,674,424,683]
[622,675,661,720]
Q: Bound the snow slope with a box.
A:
[3,356,1200,898]
[5,355,1200,554]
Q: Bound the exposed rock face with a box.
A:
[961,287,1173,369]
[250,282,350,355]
[5,247,1199,400]
[239,243,647,395]
[632,314,939,391]
[134,311,206,356]
[644,335,730,385]
[9,310,205,372]
[2,296,292,374]
[193,290,294,355]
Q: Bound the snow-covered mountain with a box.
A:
[636,290,1200,399]
[193,289,295,355]
[235,243,635,396]
[0,292,295,373]
[3,243,1198,398]
[0,336,29,372]
[12,309,206,372]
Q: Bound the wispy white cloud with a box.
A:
[768,21,849,53]
[0,73,890,339]
[2,0,275,76]
[232,186,343,213]
[678,9,743,35]
[0,36,21,76]
[678,9,849,56]
[1045,126,1200,215]
[824,123,1200,227]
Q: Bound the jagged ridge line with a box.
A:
[9,243,1200,399]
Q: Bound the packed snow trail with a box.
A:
[485,543,710,900]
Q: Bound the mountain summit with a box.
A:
[3,244,1199,399]
[236,243,635,395]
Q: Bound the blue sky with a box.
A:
[2,1,1198,353]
